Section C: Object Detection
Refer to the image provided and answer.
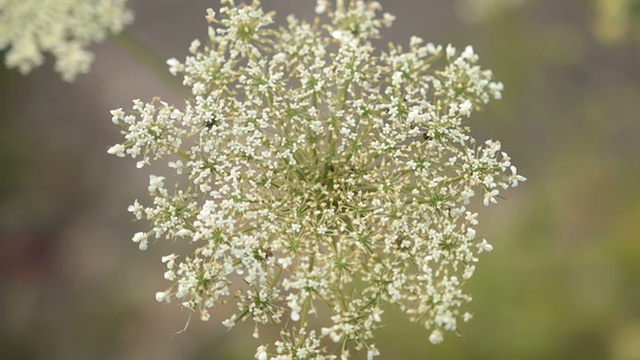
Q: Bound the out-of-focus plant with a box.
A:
[454,0,526,22]
[593,0,640,43]
[456,0,640,46]
[108,0,525,358]
[0,0,133,81]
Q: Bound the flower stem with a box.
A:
[111,30,187,95]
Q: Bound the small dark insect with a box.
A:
[423,132,432,141]
[205,115,217,129]
[395,237,408,250]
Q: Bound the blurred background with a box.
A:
[1,0,639,359]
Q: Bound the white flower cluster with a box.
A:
[0,0,133,81]
[109,0,525,358]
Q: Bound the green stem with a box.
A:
[299,295,311,327]
[111,30,187,96]
[269,265,283,290]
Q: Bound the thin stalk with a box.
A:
[112,30,187,95]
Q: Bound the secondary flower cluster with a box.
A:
[0,0,133,81]
[109,0,525,358]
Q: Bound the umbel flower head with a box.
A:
[0,0,133,81]
[109,0,525,358]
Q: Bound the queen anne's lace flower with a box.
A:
[0,0,133,81]
[109,1,524,358]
